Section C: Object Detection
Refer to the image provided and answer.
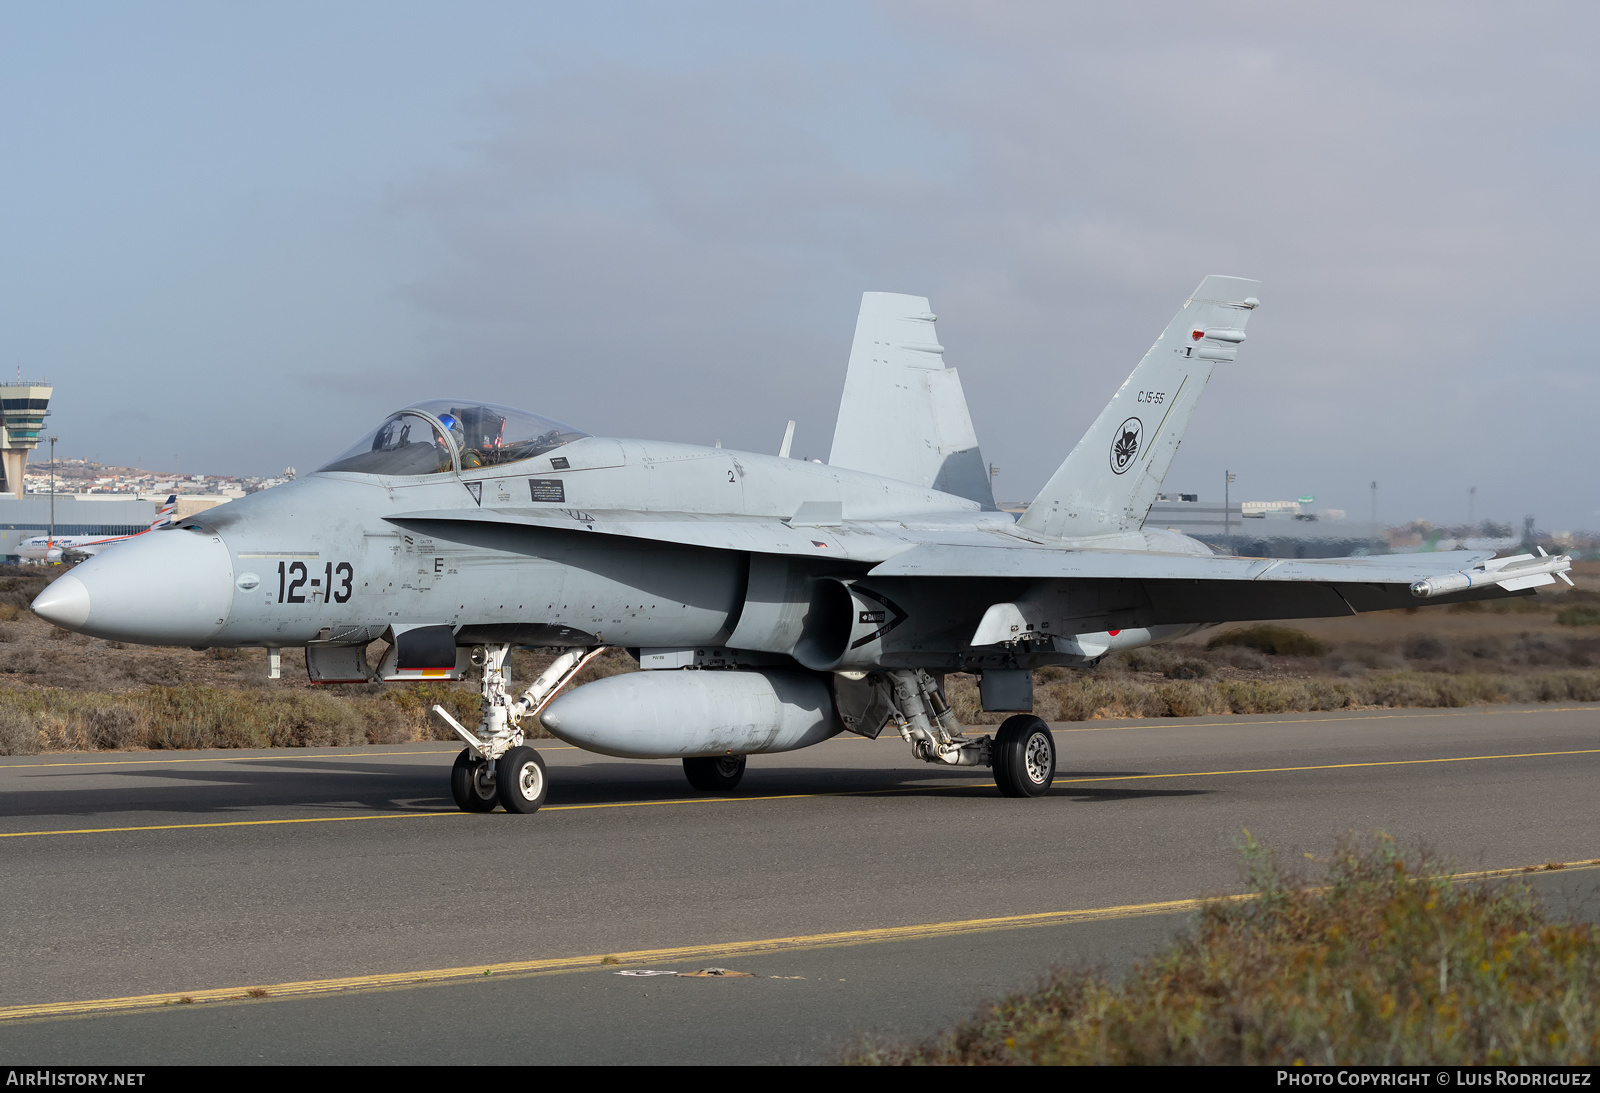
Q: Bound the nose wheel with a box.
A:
[496,746,549,813]
[450,749,499,812]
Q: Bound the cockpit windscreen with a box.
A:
[319,401,589,476]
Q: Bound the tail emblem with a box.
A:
[1109,417,1143,475]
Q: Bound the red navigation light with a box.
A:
[1191,329,1204,341]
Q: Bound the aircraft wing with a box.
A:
[389,507,1571,607]
[869,544,1493,582]
[871,542,1572,632]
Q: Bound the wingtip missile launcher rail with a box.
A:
[1410,549,1574,599]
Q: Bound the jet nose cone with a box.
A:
[37,529,235,645]
[31,575,91,629]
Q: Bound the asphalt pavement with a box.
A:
[2,703,1597,1063]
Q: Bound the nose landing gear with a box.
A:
[434,644,604,813]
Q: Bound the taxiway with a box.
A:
[2,704,1597,1063]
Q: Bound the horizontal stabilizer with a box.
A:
[828,293,995,509]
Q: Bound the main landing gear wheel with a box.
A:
[497,746,549,814]
[451,748,499,813]
[992,715,1056,798]
[683,755,746,792]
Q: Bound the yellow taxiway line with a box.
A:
[1049,704,1600,733]
[0,748,464,770]
[3,857,1596,1023]
[2,747,1597,840]
[1055,748,1600,784]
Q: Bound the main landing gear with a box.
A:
[683,755,746,792]
[875,669,1056,798]
[991,714,1056,798]
[435,644,604,814]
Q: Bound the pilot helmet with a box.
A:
[434,413,464,447]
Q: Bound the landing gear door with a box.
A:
[830,673,897,739]
[306,643,373,684]
[376,623,471,681]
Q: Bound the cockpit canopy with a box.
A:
[319,400,589,476]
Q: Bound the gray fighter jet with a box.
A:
[32,276,1572,812]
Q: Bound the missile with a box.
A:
[539,668,842,759]
[1410,551,1573,598]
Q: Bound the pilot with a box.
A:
[435,413,484,471]
[433,414,458,472]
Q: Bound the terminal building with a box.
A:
[1146,496,1378,558]
[0,494,165,561]
[0,381,204,562]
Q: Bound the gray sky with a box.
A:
[4,2,1597,529]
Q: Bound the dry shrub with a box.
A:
[142,687,387,749]
[0,705,39,755]
[1208,625,1329,657]
[852,835,1600,1065]
[1512,633,1575,666]
[1357,672,1502,709]
[1217,679,1312,714]
[572,646,638,684]
[1208,644,1269,670]
[384,682,490,740]
[943,673,986,724]
[75,705,147,750]
[1105,646,1181,674]
[1402,634,1448,661]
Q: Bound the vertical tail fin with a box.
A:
[1018,275,1261,540]
[828,292,996,509]
[149,494,177,531]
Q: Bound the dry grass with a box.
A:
[947,613,1600,725]
[0,683,458,755]
[850,835,1600,1065]
[1207,624,1330,657]
[946,667,1600,726]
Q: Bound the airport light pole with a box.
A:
[1370,481,1379,551]
[48,435,58,557]
[1224,470,1236,554]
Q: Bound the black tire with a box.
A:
[992,715,1055,798]
[683,755,746,792]
[450,748,499,813]
[497,746,549,814]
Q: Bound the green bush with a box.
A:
[1207,625,1329,657]
[1556,605,1600,627]
[852,835,1600,1065]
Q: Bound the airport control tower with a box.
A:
[0,382,52,499]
